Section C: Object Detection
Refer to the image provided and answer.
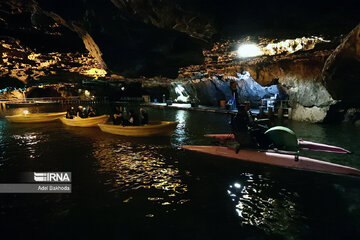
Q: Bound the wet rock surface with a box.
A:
[322,24,360,106]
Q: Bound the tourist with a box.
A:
[231,104,255,151]
[124,109,140,126]
[66,106,77,119]
[231,103,271,152]
[113,105,124,125]
[88,107,96,117]
[140,108,149,125]
[77,106,88,118]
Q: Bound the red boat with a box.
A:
[181,145,360,176]
[204,134,351,154]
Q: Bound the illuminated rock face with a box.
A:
[2,0,358,79]
[0,0,207,79]
[172,77,233,106]
[169,72,280,107]
[0,39,104,84]
[0,1,106,84]
[179,50,333,86]
[33,0,208,77]
[322,24,360,106]
[234,72,279,106]
[0,0,359,124]
[203,37,330,64]
[281,77,334,122]
[179,48,335,122]
[291,104,330,123]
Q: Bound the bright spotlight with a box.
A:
[23,110,29,114]
[237,44,262,58]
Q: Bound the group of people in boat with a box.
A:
[65,104,149,126]
[112,106,148,126]
[66,106,96,119]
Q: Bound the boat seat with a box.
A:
[265,126,299,152]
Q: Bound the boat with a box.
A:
[204,134,351,154]
[181,145,360,176]
[5,112,66,123]
[98,121,178,137]
[60,115,109,127]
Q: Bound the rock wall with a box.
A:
[1,1,359,124]
[0,38,103,84]
[169,72,280,107]
[290,104,330,123]
[277,67,335,122]
[177,49,335,122]
[169,77,232,106]
[233,72,279,106]
[322,24,360,106]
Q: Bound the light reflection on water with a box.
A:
[0,105,360,238]
[227,173,307,237]
[92,140,189,208]
[12,132,46,159]
[171,110,189,146]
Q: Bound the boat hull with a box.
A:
[60,115,109,127]
[204,134,351,154]
[181,145,360,176]
[5,112,66,123]
[98,121,178,137]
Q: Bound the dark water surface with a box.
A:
[0,104,359,240]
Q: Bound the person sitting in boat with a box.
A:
[140,108,149,125]
[231,103,272,152]
[113,106,124,125]
[88,107,96,117]
[123,109,140,126]
[66,106,77,119]
[77,106,88,118]
[231,104,255,150]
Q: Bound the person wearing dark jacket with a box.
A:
[113,106,124,125]
[140,108,149,125]
[88,107,96,117]
[66,106,77,119]
[231,103,272,152]
[124,110,140,126]
[77,106,88,118]
[231,104,255,149]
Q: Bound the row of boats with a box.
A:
[5,112,178,137]
[4,111,360,177]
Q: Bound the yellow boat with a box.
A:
[98,121,178,137]
[60,115,109,127]
[5,112,66,123]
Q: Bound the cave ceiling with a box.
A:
[0,0,359,78]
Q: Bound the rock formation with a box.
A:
[176,46,336,122]
[1,0,360,123]
[322,24,360,106]
[0,38,103,85]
